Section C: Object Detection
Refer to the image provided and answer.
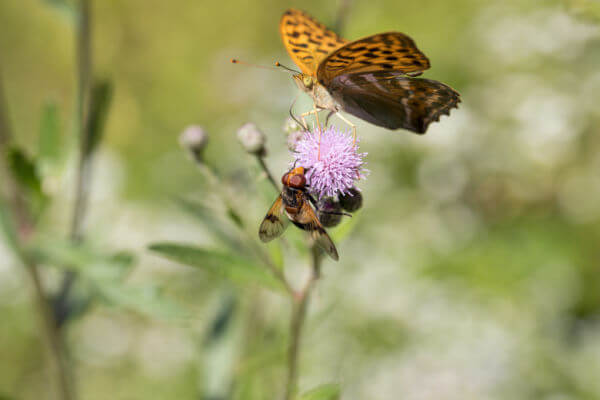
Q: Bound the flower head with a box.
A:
[237,122,266,155]
[180,125,209,162]
[292,126,367,199]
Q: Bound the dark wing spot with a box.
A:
[316,49,328,54]
[381,50,393,55]
[385,56,398,61]
[335,54,355,61]
[266,214,279,223]
[289,31,300,38]
[352,46,367,51]
[380,63,394,69]
[359,60,373,65]
[363,52,378,58]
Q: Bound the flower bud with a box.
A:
[237,122,266,155]
[283,117,302,135]
[179,125,208,162]
[317,197,343,227]
[287,130,304,152]
[339,187,363,212]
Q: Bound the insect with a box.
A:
[280,8,461,137]
[259,166,340,261]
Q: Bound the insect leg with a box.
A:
[289,99,307,131]
[335,112,357,144]
[306,192,352,218]
[299,108,319,131]
[325,110,335,127]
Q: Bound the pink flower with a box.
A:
[292,126,367,199]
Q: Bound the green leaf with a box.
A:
[148,243,285,292]
[85,79,113,156]
[176,197,243,251]
[99,284,186,319]
[38,101,61,169]
[299,384,341,400]
[6,147,48,216]
[29,237,134,283]
[0,200,19,254]
[43,0,76,21]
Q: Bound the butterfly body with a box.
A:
[259,167,339,261]
[281,9,461,134]
[292,74,339,112]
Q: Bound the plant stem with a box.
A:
[23,257,75,400]
[333,0,353,36]
[55,0,93,322]
[284,246,322,400]
[194,161,293,294]
[0,73,74,400]
[256,154,280,192]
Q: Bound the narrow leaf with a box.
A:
[6,147,47,216]
[85,79,113,156]
[176,197,243,250]
[38,101,61,168]
[299,384,341,400]
[43,0,76,21]
[148,243,285,292]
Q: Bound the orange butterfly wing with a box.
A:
[317,32,431,85]
[280,9,347,76]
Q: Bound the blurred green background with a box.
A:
[2,0,600,399]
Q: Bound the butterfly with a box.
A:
[280,9,460,135]
[259,166,340,261]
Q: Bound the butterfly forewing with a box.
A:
[317,32,431,85]
[280,9,347,76]
[329,71,460,134]
[259,196,289,242]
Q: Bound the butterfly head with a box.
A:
[293,73,316,93]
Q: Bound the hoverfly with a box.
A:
[259,166,341,261]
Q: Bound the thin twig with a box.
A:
[256,155,280,193]
[332,0,353,36]
[55,0,93,321]
[284,246,322,400]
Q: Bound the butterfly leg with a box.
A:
[299,107,324,159]
[335,112,357,144]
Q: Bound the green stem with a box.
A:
[284,246,321,400]
[0,73,74,400]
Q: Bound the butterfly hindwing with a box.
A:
[259,196,289,242]
[329,71,460,134]
[280,8,347,76]
[317,32,431,85]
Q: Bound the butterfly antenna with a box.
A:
[275,62,300,74]
[230,59,278,71]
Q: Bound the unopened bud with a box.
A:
[179,125,209,162]
[339,187,363,212]
[287,130,304,152]
[283,117,303,135]
[237,123,266,155]
[317,197,343,227]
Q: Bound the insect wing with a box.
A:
[317,32,430,85]
[259,195,289,242]
[280,9,347,75]
[329,71,460,134]
[297,201,339,261]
